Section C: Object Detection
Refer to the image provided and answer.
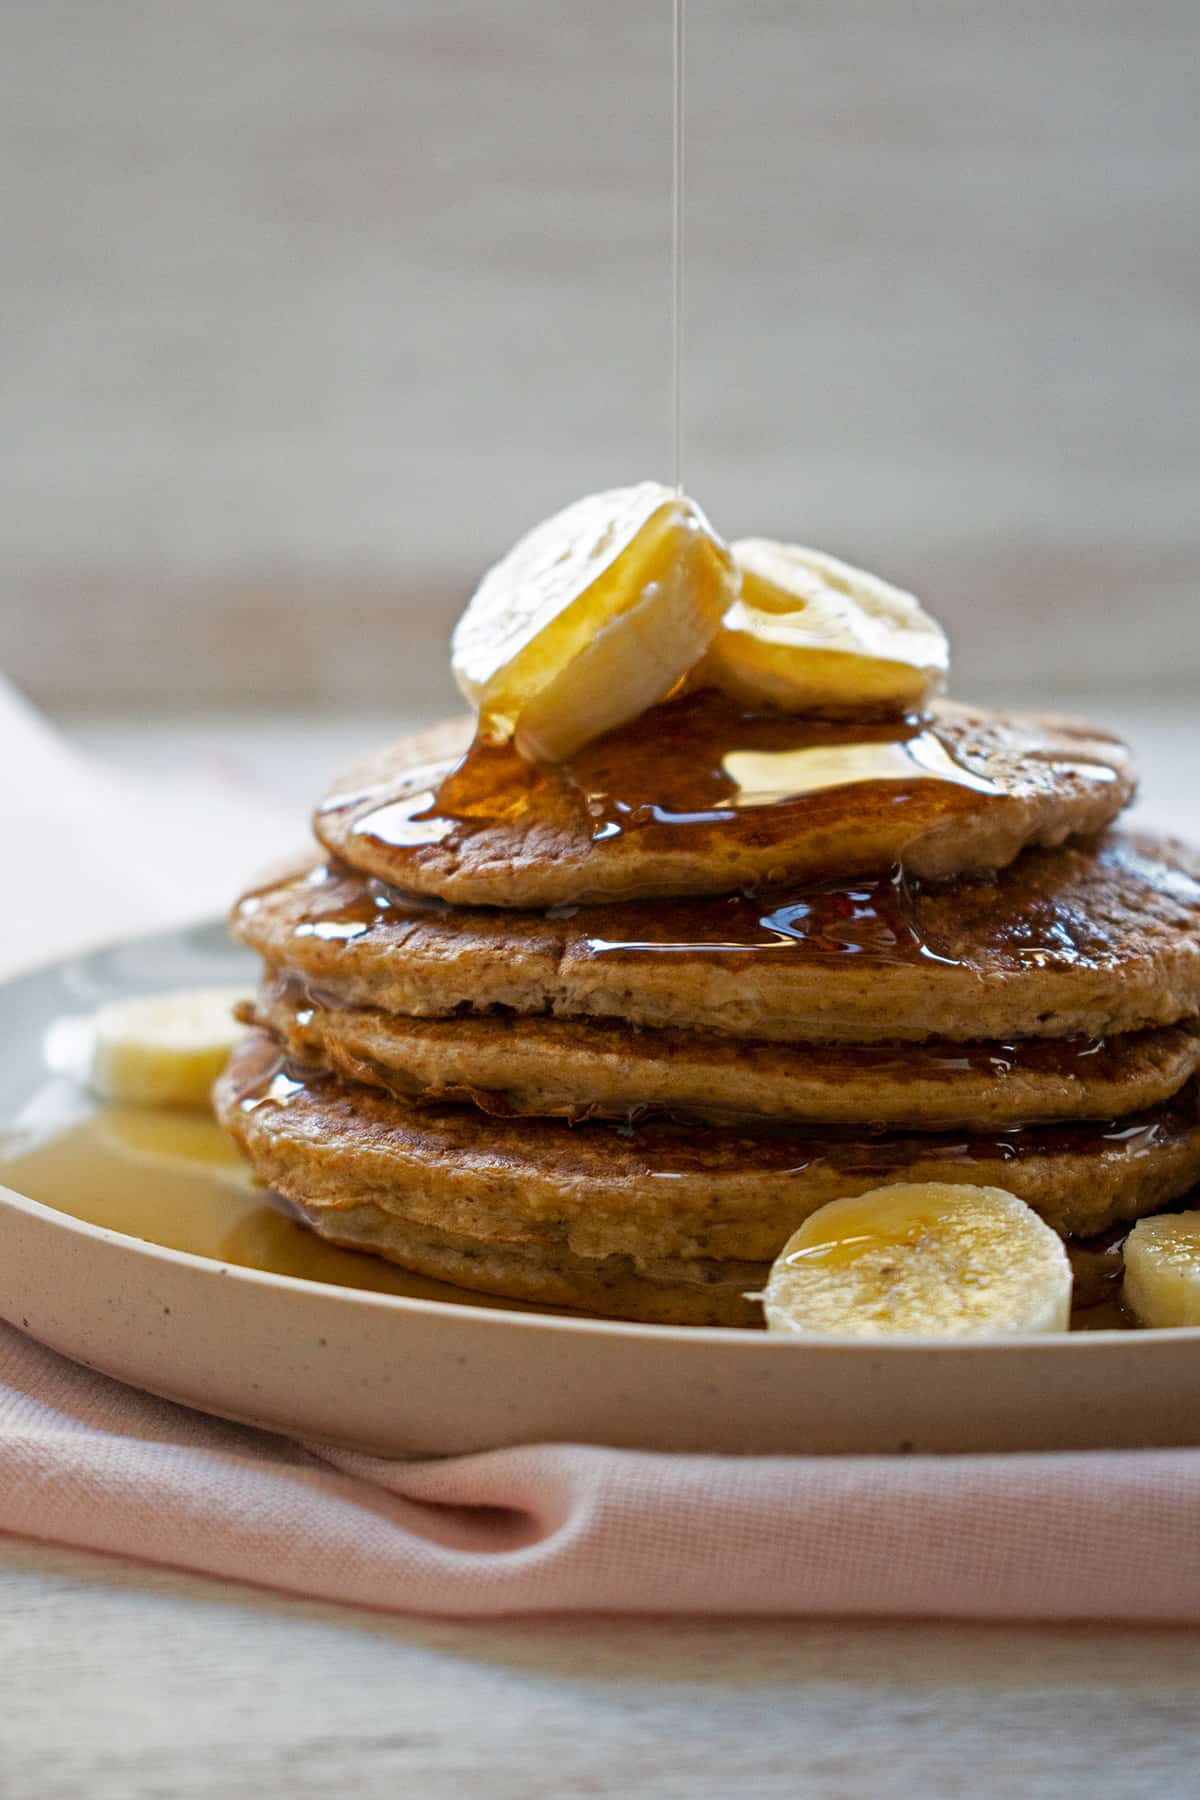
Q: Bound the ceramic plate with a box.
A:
[1,922,1199,1457]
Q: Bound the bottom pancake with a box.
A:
[273,1193,766,1327]
[215,1033,1200,1323]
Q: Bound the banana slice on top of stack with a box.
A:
[452,482,738,764]
[451,481,947,765]
[706,539,949,716]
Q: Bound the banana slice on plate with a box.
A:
[1122,1213,1200,1328]
[705,539,948,716]
[763,1182,1073,1338]
[451,481,738,762]
[89,987,249,1108]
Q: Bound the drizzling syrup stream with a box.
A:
[671,0,686,493]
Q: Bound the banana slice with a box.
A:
[762,1182,1072,1338]
[1122,1213,1200,1328]
[89,987,249,1109]
[705,539,948,716]
[451,482,737,762]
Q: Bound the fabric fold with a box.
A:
[2,1323,1200,1621]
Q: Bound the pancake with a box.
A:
[249,980,1200,1131]
[314,695,1134,906]
[216,1034,1200,1315]
[233,833,1200,1045]
[268,1192,765,1327]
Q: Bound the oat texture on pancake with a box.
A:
[219,483,1200,1329]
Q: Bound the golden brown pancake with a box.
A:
[314,696,1134,906]
[249,980,1200,1132]
[233,833,1200,1045]
[215,1033,1200,1325]
[265,1192,764,1327]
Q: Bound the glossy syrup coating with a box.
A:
[233,833,1200,1045]
[313,693,1136,907]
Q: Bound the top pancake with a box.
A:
[313,693,1135,906]
[234,831,1200,1045]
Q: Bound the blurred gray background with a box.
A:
[3,0,1198,720]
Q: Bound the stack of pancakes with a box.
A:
[217,692,1200,1326]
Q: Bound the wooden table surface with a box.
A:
[2,704,1197,1797]
[4,1539,1199,1800]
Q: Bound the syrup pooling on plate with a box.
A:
[342,692,1006,859]
[0,1098,551,1311]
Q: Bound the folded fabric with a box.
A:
[3,1322,1200,1621]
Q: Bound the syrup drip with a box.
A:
[290,875,400,943]
[343,693,1004,861]
[237,1063,309,1113]
[1067,1224,1131,1320]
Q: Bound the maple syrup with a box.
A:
[0,1096,547,1313]
[577,868,953,965]
[242,849,1171,1000]
[342,693,1006,869]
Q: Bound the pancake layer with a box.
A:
[250,981,1200,1132]
[216,1033,1200,1321]
[235,833,1200,1045]
[315,697,1134,906]
[222,674,1199,1326]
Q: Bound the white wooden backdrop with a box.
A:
[3,0,1197,711]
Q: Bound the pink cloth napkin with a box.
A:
[5,1320,1200,1622]
[4,679,1200,1623]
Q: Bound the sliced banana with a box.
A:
[1122,1212,1200,1328]
[762,1182,1072,1339]
[89,987,249,1109]
[451,482,737,762]
[705,539,948,716]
